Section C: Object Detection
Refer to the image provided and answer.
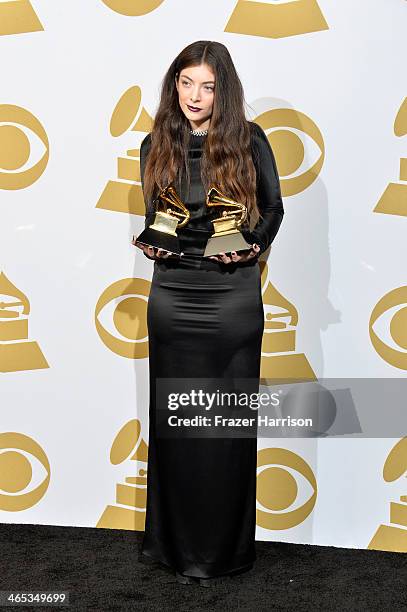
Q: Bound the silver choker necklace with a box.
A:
[190,128,208,136]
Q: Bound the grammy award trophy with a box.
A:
[135,185,190,255]
[203,185,253,257]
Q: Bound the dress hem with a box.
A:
[139,546,255,579]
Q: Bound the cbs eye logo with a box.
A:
[0,105,49,190]
[95,278,151,359]
[257,447,317,529]
[255,108,325,197]
[0,432,50,511]
[369,286,407,371]
[100,0,164,16]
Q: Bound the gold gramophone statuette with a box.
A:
[203,185,253,257]
[135,185,190,255]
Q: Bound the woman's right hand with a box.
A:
[132,237,183,259]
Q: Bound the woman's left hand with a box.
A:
[209,243,261,264]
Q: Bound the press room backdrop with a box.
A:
[1,0,406,553]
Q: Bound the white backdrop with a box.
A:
[1,0,406,553]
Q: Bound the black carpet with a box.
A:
[0,523,405,611]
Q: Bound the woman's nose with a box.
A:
[190,89,200,102]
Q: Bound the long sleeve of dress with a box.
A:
[242,122,285,256]
[139,133,156,259]
[140,133,154,228]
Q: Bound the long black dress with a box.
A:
[139,122,284,579]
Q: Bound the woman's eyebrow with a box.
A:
[181,75,215,84]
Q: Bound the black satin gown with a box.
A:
[138,123,284,579]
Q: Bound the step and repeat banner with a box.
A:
[1,1,406,553]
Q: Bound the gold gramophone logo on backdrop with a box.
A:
[225,0,328,39]
[0,271,49,373]
[255,108,325,197]
[368,438,407,553]
[374,97,407,217]
[256,447,317,530]
[100,0,164,16]
[95,277,150,359]
[259,262,316,383]
[96,86,153,216]
[0,105,49,189]
[0,0,43,36]
[0,432,50,511]
[369,286,407,371]
[97,419,148,531]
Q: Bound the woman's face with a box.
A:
[175,63,215,131]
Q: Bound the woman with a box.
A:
[132,40,284,586]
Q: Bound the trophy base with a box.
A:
[203,231,252,257]
[135,226,182,255]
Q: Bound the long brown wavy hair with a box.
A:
[142,40,261,228]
